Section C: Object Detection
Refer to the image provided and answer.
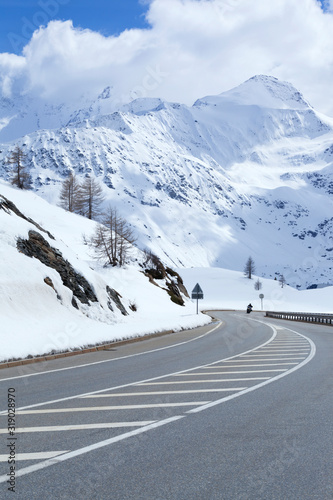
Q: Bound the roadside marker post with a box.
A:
[191,283,204,314]
[259,293,264,310]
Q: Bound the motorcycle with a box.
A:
[246,304,253,314]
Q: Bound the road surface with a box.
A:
[0,311,332,499]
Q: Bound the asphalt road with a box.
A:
[0,311,332,499]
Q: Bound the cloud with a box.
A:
[1,0,333,116]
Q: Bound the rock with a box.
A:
[106,286,128,316]
[17,230,98,306]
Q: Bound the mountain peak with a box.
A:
[221,74,311,110]
[194,75,311,111]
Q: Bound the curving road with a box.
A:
[0,311,332,499]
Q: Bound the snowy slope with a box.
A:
[1,75,333,288]
[0,182,209,362]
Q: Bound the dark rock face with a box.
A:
[106,286,128,316]
[145,262,188,306]
[0,195,55,240]
[17,230,98,306]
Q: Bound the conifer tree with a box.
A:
[79,176,105,220]
[59,173,82,213]
[244,256,255,279]
[7,146,31,190]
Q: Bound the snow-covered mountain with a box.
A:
[1,75,333,289]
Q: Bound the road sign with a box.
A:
[191,283,204,300]
[192,283,204,314]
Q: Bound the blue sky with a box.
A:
[0,0,150,54]
[0,0,333,116]
[0,0,329,55]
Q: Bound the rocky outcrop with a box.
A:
[0,195,55,240]
[144,259,188,306]
[17,230,98,306]
[106,286,128,316]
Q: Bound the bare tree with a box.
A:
[244,256,255,279]
[279,274,286,288]
[89,206,136,266]
[7,146,31,189]
[59,173,82,213]
[254,278,262,290]
[79,176,105,220]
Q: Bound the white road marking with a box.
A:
[0,422,156,434]
[0,321,316,484]
[224,357,305,361]
[0,451,69,462]
[173,374,270,379]
[137,381,248,387]
[177,370,288,374]
[81,389,249,397]
[259,349,309,351]
[239,353,307,357]
[201,363,298,367]
[14,402,209,415]
[0,416,184,483]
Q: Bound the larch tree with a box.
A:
[7,146,31,190]
[244,256,256,279]
[59,173,82,213]
[254,278,262,290]
[89,206,136,267]
[79,176,105,220]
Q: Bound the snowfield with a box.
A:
[1,181,332,364]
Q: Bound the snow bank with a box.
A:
[178,267,333,314]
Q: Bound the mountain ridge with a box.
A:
[1,75,333,288]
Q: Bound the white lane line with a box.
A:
[174,370,288,374]
[138,381,248,387]
[173,374,270,379]
[0,422,156,434]
[201,363,298,367]
[258,349,309,351]
[81,389,247,397]
[0,322,223,383]
[173,378,268,381]
[231,357,305,361]
[239,353,307,357]
[0,452,70,462]
[14,403,209,415]
[0,416,184,484]
[0,327,277,415]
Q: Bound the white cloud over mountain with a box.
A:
[1,0,333,115]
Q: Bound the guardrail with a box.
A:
[265,311,333,325]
